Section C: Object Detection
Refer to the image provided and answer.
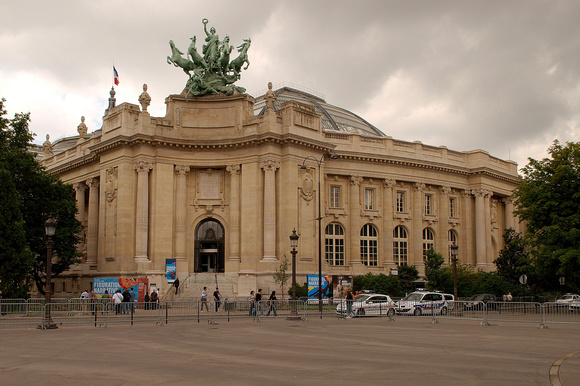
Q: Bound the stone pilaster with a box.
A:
[135,161,153,262]
[260,160,280,261]
[227,164,241,262]
[174,165,190,261]
[349,176,363,265]
[412,182,426,267]
[85,177,99,266]
[383,178,396,265]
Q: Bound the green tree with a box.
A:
[0,169,33,298]
[424,248,445,289]
[494,228,531,286]
[0,98,82,297]
[273,255,291,299]
[513,140,580,292]
[398,265,419,294]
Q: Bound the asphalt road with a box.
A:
[0,317,579,385]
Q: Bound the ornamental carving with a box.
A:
[383,178,396,189]
[299,168,314,202]
[260,160,280,173]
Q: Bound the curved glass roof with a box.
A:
[253,85,385,137]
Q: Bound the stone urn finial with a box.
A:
[139,84,151,112]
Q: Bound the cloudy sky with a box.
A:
[1,0,579,171]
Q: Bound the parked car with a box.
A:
[442,293,455,310]
[556,294,580,305]
[395,291,448,316]
[463,294,498,310]
[336,293,395,317]
[569,301,580,312]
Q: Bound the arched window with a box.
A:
[325,223,345,266]
[393,226,408,266]
[448,230,458,263]
[360,224,378,266]
[422,228,434,262]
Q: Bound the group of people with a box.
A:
[200,287,221,312]
[248,289,278,317]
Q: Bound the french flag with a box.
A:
[113,66,119,86]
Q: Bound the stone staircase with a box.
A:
[165,273,237,302]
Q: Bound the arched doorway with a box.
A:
[194,219,225,273]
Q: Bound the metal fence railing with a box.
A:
[1,299,579,328]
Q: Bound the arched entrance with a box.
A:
[194,219,225,273]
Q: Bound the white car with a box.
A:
[556,294,580,305]
[336,294,395,317]
[569,300,580,312]
[395,291,449,316]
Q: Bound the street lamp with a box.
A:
[450,241,459,302]
[300,151,338,313]
[40,216,57,329]
[288,229,301,320]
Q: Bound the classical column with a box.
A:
[485,191,493,267]
[439,186,451,258]
[85,178,99,266]
[135,161,153,262]
[383,179,396,265]
[73,182,87,257]
[503,197,515,230]
[349,176,363,265]
[260,160,279,261]
[412,182,426,267]
[227,164,241,262]
[174,165,190,261]
[473,188,489,268]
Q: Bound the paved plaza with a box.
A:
[0,317,579,385]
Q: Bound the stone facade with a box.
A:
[40,86,520,297]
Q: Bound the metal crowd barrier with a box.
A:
[2,299,580,328]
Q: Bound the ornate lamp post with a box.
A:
[40,216,58,329]
[300,151,338,313]
[450,241,459,302]
[288,229,301,320]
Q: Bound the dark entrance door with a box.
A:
[194,219,225,273]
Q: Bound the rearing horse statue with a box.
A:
[228,38,251,77]
[167,40,195,76]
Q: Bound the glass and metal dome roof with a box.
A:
[253,83,386,137]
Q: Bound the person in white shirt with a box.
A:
[201,287,209,312]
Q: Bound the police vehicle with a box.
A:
[395,291,449,316]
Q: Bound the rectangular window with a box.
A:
[360,240,378,266]
[330,186,341,208]
[364,188,374,210]
[425,194,432,215]
[393,241,408,265]
[449,198,456,218]
[396,191,405,213]
[325,237,345,265]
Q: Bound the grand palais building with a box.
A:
[38,83,520,298]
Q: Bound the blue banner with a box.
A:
[307,275,330,300]
[165,259,177,282]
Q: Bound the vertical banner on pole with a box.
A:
[166,259,177,283]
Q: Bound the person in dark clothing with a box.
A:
[213,288,221,312]
[122,288,131,314]
[255,289,263,316]
[266,290,277,317]
[144,292,150,310]
[173,278,180,295]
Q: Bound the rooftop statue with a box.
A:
[167,18,250,97]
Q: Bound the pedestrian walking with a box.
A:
[144,292,150,310]
[213,288,221,312]
[256,289,264,316]
[173,278,180,295]
[201,287,210,312]
[89,291,97,316]
[249,291,256,316]
[345,289,355,318]
[266,290,277,317]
